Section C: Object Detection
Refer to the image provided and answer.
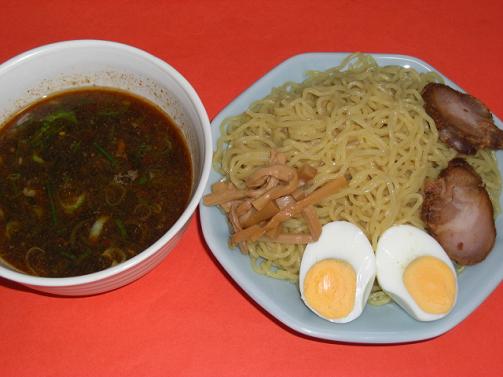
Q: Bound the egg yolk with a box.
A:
[303,259,356,319]
[403,256,456,314]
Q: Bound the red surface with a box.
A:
[1,1,502,376]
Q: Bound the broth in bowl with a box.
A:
[0,88,192,277]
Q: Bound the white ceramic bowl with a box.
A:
[0,40,212,295]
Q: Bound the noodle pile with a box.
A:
[212,53,501,303]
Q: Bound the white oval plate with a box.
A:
[199,53,503,343]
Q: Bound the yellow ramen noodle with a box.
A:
[213,53,501,304]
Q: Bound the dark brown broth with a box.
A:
[0,88,192,277]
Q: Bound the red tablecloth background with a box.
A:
[1,1,502,376]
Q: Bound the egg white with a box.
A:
[375,224,458,321]
[299,221,376,323]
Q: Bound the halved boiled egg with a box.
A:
[299,221,376,323]
[376,225,458,321]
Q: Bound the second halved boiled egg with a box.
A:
[376,225,458,321]
[299,221,376,323]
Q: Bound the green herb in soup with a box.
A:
[0,88,192,277]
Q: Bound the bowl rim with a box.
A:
[0,39,212,287]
